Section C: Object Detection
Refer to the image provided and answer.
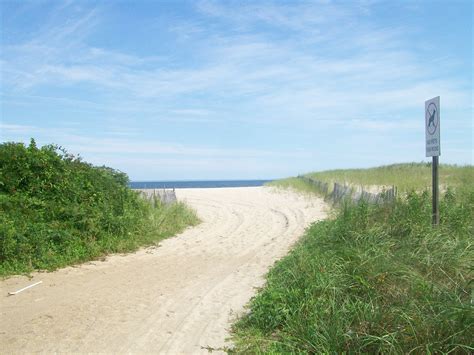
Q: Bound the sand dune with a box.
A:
[0,187,327,353]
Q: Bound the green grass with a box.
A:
[266,177,322,195]
[232,190,473,353]
[232,164,474,353]
[0,139,199,277]
[305,162,474,193]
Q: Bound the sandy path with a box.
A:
[0,187,327,353]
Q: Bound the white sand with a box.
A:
[0,186,327,353]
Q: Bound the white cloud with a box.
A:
[2,0,470,121]
[1,0,471,177]
[0,122,310,159]
[0,123,36,134]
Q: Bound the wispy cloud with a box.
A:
[0,122,310,159]
[1,0,471,177]
[3,1,469,119]
[0,123,36,134]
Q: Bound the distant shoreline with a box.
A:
[129,180,273,189]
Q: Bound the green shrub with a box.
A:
[0,139,198,276]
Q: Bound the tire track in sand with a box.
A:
[0,187,327,354]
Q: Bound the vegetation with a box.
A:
[266,177,321,195]
[233,164,473,353]
[304,162,474,193]
[0,139,199,277]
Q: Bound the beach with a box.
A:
[0,186,327,353]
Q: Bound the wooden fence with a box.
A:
[135,188,177,206]
[299,176,329,195]
[299,176,397,205]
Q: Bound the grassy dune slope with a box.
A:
[306,162,473,193]
[266,177,321,195]
[0,140,199,277]
[232,164,473,353]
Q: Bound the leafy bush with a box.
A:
[232,189,473,353]
[0,139,198,276]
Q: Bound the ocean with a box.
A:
[129,180,273,189]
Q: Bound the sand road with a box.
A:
[1,187,327,353]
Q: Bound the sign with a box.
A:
[425,96,440,157]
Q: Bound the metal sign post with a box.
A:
[425,96,440,226]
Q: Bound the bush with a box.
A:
[0,139,198,276]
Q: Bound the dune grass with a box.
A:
[305,162,473,193]
[0,140,199,277]
[232,164,473,353]
[266,177,321,195]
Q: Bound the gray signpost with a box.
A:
[425,96,440,226]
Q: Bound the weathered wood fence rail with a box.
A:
[135,188,177,206]
[298,176,397,205]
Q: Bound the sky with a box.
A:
[1,0,472,181]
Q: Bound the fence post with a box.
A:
[432,156,440,226]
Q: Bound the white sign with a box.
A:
[425,96,440,157]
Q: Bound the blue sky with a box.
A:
[1,0,472,180]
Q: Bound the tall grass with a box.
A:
[232,164,473,353]
[266,177,321,195]
[232,190,473,353]
[0,140,199,277]
[306,162,473,193]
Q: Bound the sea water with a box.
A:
[129,180,273,189]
